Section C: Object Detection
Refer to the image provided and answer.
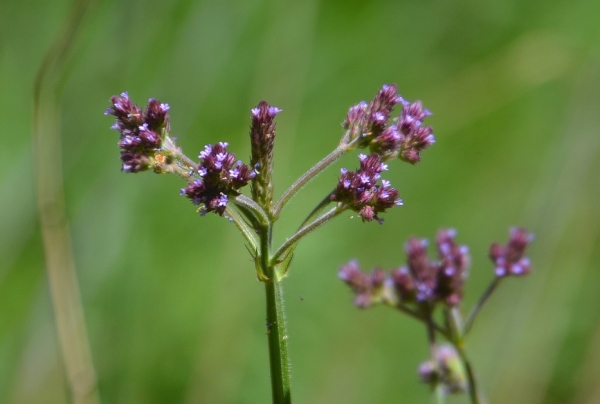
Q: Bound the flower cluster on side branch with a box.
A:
[105,92,170,173]
[340,228,533,310]
[340,229,472,308]
[342,84,435,163]
[331,153,402,223]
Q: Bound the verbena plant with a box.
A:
[105,85,532,404]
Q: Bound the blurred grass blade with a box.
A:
[33,0,100,403]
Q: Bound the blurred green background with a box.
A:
[2,0,600,403]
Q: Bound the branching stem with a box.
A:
[272,207,343,264]
[224,206,258,252]
[273,144,348,216]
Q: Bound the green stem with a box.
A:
[272,207,343,264]
[446,306,464,341]
[298,193,333,229]
[435,383,446,404]
[163,135,198,170]
[273,146,347,216]
[445,308,484,404]
[387,302,450,339]
[233,195,270,227]
[424,309,446,404]
[464,278,500,335]
[224,206,258,252]
[264,278,292,404]
[455,346,483,404]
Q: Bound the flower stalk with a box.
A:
[273,144,347,216]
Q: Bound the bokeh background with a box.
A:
[2,0,600,403]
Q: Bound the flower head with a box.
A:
[180,142,254,216]
[396,100,435,164]
[331,153,402,223]
[389,229,470,306]
[434,229,470,305]
[105,92,171,173]
[343,84,402,149]
[489,228,534,277]
[338,260,387,308]
[341,85,435,163]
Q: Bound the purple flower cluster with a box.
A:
[338,260,386,308]
[392,229,469,306]
[180,142,255,216]
[339,229,470,308]
[344,84,401,149]
[489,228,534,277]
[343,84,435,164]
[105,92,170,173]
[395,100,436,164]
[331,153,402,223]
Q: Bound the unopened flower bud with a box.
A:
[249,101,281,211]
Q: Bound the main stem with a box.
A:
[265,278,292,404]
[258,222,292,404]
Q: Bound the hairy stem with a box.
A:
[298,193,333,229]
[233,195,270,227]
[272,207,343,264]
[224,206,258,252]
[273,146,347,216]
[163,135,198,170]
[264,278,292,404]
[257,219,292,403]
